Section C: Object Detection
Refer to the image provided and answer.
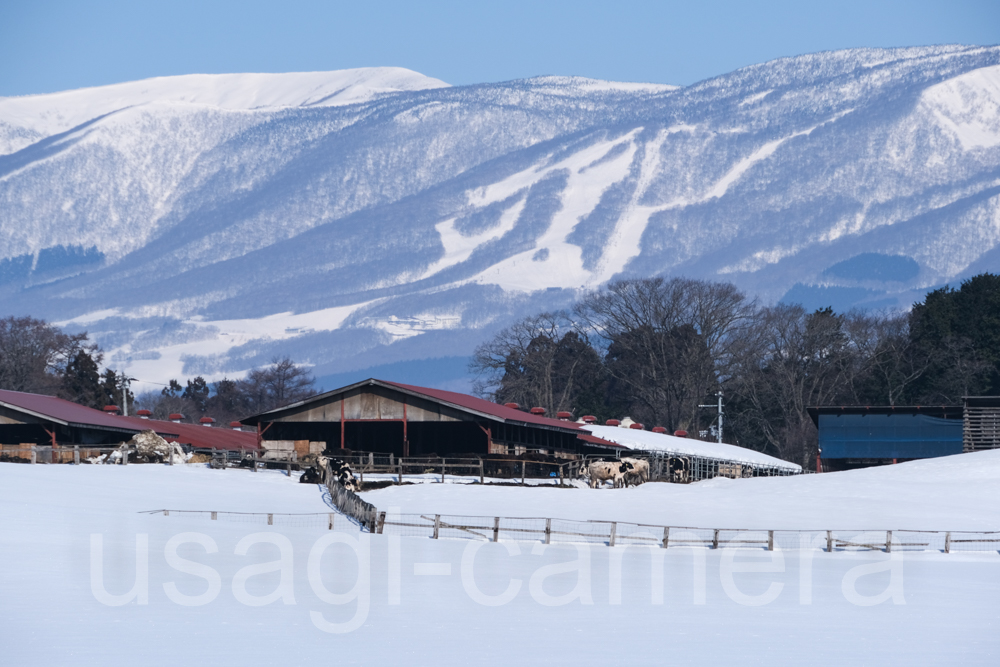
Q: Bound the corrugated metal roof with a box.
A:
[0,388,257,450]
[135,419,258,451]
[0,389,146,433]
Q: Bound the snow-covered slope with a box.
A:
[0,68,449,153]
[2,46,1000,389]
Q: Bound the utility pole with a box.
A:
[698,391,724,444]
[119,374,137,416]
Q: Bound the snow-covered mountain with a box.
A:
[2,47,999,392]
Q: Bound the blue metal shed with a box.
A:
[808,405,964,469]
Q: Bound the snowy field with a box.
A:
[2,454,999,665]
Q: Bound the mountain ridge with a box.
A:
[2,45,999,391]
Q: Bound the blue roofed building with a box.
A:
[808,405,965,471]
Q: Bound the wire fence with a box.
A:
[145,507,1000,554]
[140,509,338,529]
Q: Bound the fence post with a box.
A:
[609,522,617,547]
[164,510,169,516]
[521,460,526,486]
[286,457,292,477]
[662,526,670,549]
[369,452,374,467]
[944,532,951,553]
[713,529,720,549]
[328,513,334,530]
[123,450,128,465]
[440,460,445,484]
[558,464,563,486]
[545,518,552,545]
[433,514,441,539]
[885,531,892,553]
[377,511,386,534]
[479,459,484,484]
[73,446,80,465]
[399,461,403,484]
[826,530,833,553]
[493,517,500,543]
[252,451,258,472]
[768,530,774,551]
[211,512,217,520]
[268,513,273,526]
[390,453,394,467]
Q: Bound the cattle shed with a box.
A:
[0,389,257,457]
[240,379,623,458]
[809,405,964,471]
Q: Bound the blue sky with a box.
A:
[1,0,998,96]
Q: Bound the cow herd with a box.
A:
[580,457,650,489]
[291,454,685,490]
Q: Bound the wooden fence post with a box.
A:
[558,464,564,486]
[286,458,291,477]
[545,518,552,545]
[826,530,833,553]
[662,526,670,549]
[885,531,892,553]
[73,446,80,465]
[493,517,500,543]
[479,459,484,484]
[945,532,951,553]
[440,460,445,484]
[609,522,617,547]
[211,512,217,520]
[30,445,36,465]
[328,513,334,530]
[399,461,403,484]
[164,510,169,516]
[433,514,441,539]
[768,530,774,551]
[377,511,386,534]
[713,529,720,549]
[521,460,526,486]
[123,450,128,465]
[268,513,273,526]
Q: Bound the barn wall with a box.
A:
[273,386,463,423]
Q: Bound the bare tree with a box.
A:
[0,316,96,394]
[470,312,604,415]
[241,356,317,414]
[576,278,757,430]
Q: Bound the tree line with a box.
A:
[470,273,1000,467]
[0,315,316,424]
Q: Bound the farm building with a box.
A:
[239,378,625,459]
[808,405,965,471]
[581,424,802,480]
[0,388,257,460]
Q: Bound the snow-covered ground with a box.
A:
[2,453,999,665]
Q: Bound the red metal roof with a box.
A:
[138,418,257,451]
[0,389,148,433]
[0,388,257,450]
[383,381,625,449]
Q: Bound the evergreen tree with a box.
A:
[60,349,104,409]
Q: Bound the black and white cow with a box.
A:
[321,456,360,492]
[582,459,634,489]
